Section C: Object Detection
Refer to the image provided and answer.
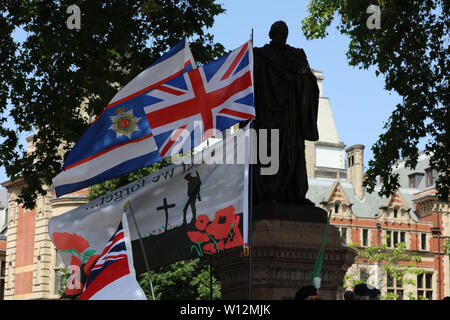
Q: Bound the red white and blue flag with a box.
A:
[144,40,255,158]
[52,38,196,197]
[79,213,146,300]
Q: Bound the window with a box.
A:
[0,261,5,277]
[386,231,406,248]
[335,203,339,214]
[421,233,427,250]
[348,155,354,167]
[362,229,369,247]
[386,231,392,247]
[54,250,66,295]
[417,273,433,299]
[408,174,416,188]
[0,260,5,300]
[400,231,405,244]
[393,231,399,247]
[387,273,404,300]
[340,227,347,243]
[425,168,437,187]
[393,208,398,219]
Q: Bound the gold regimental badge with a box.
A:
[109,107,141,139]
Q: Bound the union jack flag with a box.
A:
[143,40,255,158]
[79,214,146,300]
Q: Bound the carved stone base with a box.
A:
[212,218,357,300]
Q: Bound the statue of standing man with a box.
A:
[253,21,319,206]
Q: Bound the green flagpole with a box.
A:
[310,211,332,288]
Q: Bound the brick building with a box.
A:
[303,71,449,299]
[0,188,7,299]
[0,70,448,299]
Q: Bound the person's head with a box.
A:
[344,290,355,300]
[354,283,380,300]
[295,285,319,300]
[353,283,370,300]
[269,21,288,47]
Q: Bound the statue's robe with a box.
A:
[253,43,319,205]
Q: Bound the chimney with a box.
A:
[346,144,365,200]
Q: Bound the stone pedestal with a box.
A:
[212,214,357,300]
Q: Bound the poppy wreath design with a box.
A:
[187,205,243,257]
[52,232,100,296]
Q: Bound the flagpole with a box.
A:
[124,199,156,300]
[310,210,332,289]
[248,119,254,300]
[247,29,254,301]
[209,255,213,300]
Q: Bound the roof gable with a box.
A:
[325,180,351,205]
[385,189,410,210]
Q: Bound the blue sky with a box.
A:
[0,0,405,185]
[209,0,404,170]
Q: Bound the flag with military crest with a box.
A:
[52,37,196,197]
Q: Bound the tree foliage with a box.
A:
[302,0,449,202]
[345,237,425,300]
[138,258,221,300]
[0,0,225,209]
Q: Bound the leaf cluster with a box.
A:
[138,258,221,300]
[302,0,449,202]
[0,0,225,209]
[346,236,424,299]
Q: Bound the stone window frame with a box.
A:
[420,233,427,251]
[385,230,407,249]
[387,272,404,300]
[53,249,66,296]
[424,167,437,187]
[362,229,369,247]
[339,226,348,244]
[417,272,433,299]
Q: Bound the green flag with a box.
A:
[310,211,332,288]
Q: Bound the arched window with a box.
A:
[335,203,339,214]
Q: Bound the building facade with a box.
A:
[303,71,449,299]
[0,70,448,299]
[0,188,8,299]
[0,134,89,300]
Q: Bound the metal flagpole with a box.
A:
[124,199,156,300]
[247,28,255,301]
[209,255,213,300]
[248,121,254,300]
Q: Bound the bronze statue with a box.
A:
[253,21,319,206]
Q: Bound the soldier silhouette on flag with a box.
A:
[183,171,201,224]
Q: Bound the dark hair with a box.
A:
[295,285,317,300]
[344,290,355,300]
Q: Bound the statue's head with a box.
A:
[269,21,288,47]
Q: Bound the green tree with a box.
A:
[0,0,225,209]
[302,0,449,202]
[139,258,221,300]
[345,237,425,300]
[443,238,450,256]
